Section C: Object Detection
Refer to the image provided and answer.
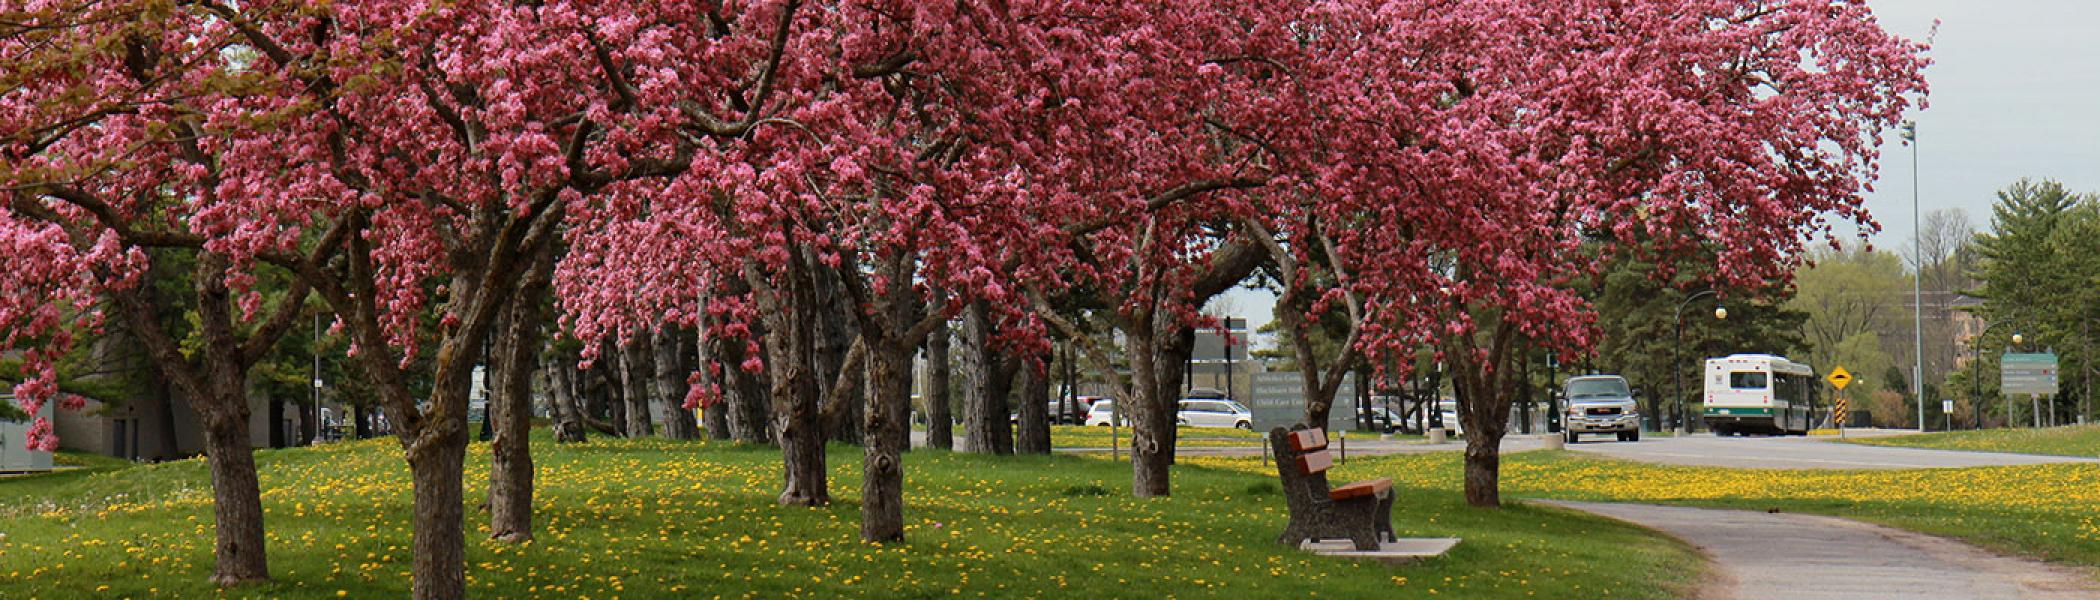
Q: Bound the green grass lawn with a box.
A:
[0,433,1705,598]
[1186,451,2100,576]
[1846,424,2100,457]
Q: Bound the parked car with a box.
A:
[1085,400,1119,426]
[1175,399,1254,430]
[1562,375,1640,443]
[1011,396,1104,425]
[1401,399,1464,436]
[1362,407,1405,433]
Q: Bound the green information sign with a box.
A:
[2001,352,2059,396]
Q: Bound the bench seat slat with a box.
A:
[1329,477,1392,501]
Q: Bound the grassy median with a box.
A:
[1845,424,2100,457]
[0,434,1699,598]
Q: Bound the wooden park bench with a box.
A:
[1270,425,1394,551]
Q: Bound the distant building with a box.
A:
[1951,295,1987,365]
[50,386,303,462]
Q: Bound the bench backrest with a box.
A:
[1270,425,1338,511]
[1284,428,1334,475]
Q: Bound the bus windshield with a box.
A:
[1729,372,1769,390]
[1566,378,1630,399]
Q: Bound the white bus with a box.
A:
[1702,354,1815,436]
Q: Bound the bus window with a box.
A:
[1729,372,1769,390]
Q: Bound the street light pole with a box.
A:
[1674,289,1725,435]
[2011,331,2024,429]
[311,311,324,445]
[1902,122,1926,432]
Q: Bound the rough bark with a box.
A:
[1015,359,1052,454]
[959,301,1015,454]
[1451,322,1521,508]
[352,403,372,439]
[105,253,304,586]
[815,267,864,445]
[653,325,701,440]
[150,378,180,460]
[618,329,655,438]
[861,342,913,541]
[694,295,732,440]
[545,360,589,443]
[408,428,468,599]
[199,407,268,585]
[717,322,774,443]
[768,250,830,506]
[584,349,614,428]
[1126,317,1195,496]
[267,395,287,448]
[488,247,552,542]
[925,327,953,450]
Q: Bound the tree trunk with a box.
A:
[352,403,372,439]
[653,325,701,440]
[151,378,181,460]
[267,395,286,448]
[545,361,588,443]
[822,355,866,445]
[300,393,318,446]
[1124,317,1192,497]
[771,252,830,506]
[619,330,655,438]
[1015,359,1052,454]
[1452,338,1515,508]
[960,302,1015,454]
[816,268,864,445]
[407,431,468,599]
[199,406,268,585]
[585,350,614,429]
[695,305,733,440]
[926,327,953,450]
[488,248,549,542]
[720,330,774,444]
[861,343,913,541]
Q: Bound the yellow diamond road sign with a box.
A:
[1827,365,1853,391]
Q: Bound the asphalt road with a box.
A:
[946,429,2098,469]
[1540,501,2100,600]
[1555,433,2100,469]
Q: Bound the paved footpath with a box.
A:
[1540,501,2100,600]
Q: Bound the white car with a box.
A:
[1402,400,1464,436]
[1176,399,1253,430]
[1085,400,1119,426]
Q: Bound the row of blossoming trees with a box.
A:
[2,1,1923,598]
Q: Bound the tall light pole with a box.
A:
[311,311,324,444]
[2011,331,2025,428]
[1902,121,1925,432]
[1674,289,1727,435]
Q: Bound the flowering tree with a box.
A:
[1,2,351,584]
[1286,0,1929,506]
[9,0,916,594]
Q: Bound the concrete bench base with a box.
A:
[1301,537,1460,562]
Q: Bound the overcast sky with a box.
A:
[1222,0,2100,346]
[1859,0,2100,247]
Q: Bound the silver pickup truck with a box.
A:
[1562,375,1641,443]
